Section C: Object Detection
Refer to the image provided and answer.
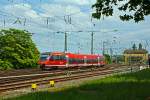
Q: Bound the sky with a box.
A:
[0,0,150,55]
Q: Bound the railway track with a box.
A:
[0,65,140,93]
[0,64,123,77]
[0,66,110,84]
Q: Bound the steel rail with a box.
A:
[0,67,111,84]
[0,69,113,92]
[0,67,110,85]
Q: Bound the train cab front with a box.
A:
[38,52,66,70]
[38,53,50,70]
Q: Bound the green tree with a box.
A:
[132,43,137,50]
[139,43,143,50]
[0,28,39,70]
[92,0,150,22]
[104,54,112,64]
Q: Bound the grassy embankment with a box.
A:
[5,69,150,100]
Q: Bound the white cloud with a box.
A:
[0,3,95,53]
[4,3,39,18]
[40,4,92,31]
[54,0,96,5]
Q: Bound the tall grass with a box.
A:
[5,69,150,100]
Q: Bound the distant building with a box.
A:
[123,49,148,64]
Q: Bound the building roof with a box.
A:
[124,49,148,54]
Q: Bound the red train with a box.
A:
[38,52,106,70]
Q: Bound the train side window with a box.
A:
[76,59,80,63]
[87,59,89,63]
[50,55,66,60]
[79,59,81,63]
[69,58,72,64]
[81,59,84,63]
[60,56,66,60]
[72,58,76,63]
[50,55,59,60]
[75,58,78,63]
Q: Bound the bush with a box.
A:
[0,59,13,70]
[0,28,40,70]
[104,54,112,64]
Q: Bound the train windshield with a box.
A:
[40,54,49,61]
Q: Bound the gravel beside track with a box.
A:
[0,68,44,77]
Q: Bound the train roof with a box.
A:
[51,52,65,55]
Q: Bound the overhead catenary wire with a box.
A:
[0,0,124,54]
[0,8,94,33]
[0,10,60,32]
[0,0,95,33]
[0,8,118,41]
